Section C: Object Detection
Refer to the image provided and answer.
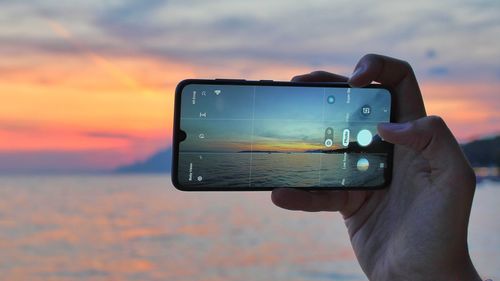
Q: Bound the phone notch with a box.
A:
[178,130,187,142]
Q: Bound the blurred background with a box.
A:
[0,0,498,280]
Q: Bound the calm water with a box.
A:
[0,175,498,281]
[179,153,387,188]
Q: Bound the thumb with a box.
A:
[377,116,472,174]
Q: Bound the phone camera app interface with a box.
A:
[178,84,391,188]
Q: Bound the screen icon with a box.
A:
[198,133,205,139]
[199,112,207,117]
[192,91,197,105]
[357,129,372,146]
[357,157,369,171]
[197,176,203,182]
[342,129,350,147]
[214,90,221,95]
[324,138,333,147]
[361,105,371,117]
[327,95,335,104]
[324,127,334,147]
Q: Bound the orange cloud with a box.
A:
[420,82,500,141]
[0,20,319,170]
[0,51,189,169]
[1,21,497,170]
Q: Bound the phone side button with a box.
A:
[259,80,274,82]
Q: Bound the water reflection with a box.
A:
[0,175,497,280]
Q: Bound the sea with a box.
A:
[178,153,387,188]
[0,175,498,281]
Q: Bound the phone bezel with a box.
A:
[172,79,394,191]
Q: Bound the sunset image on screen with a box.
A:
[176,84,392,188]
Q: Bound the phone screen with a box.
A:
[173,81,392,190]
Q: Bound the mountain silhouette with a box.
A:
[115,148,172,173]
[114,135,499,173]
[461,135,499,167]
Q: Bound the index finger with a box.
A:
[348,54,426,122]
[291,70,348,82]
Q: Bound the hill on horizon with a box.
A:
[115,148,171,173]
[114,135,499,173]
[461,135,499,167]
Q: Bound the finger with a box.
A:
[348,54,414,87]
[377,116,474,177]
[272,188,348,212]
[348,54,426,122]
[272,188,371,217]
[292,70,348,82]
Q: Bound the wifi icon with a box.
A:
[214,90,221,95]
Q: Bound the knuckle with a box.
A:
[426,115,446,129]
[399,59,412,70]
[309,70,330,76]
[399,59,415,77]
[407,121,418,134]
[360,53,380,64]
[291,74,307,81]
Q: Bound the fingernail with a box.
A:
[350,65,365,80]
[348,66,366,87]
[378,122,411,132]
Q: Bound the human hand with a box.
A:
[272,54,481,280]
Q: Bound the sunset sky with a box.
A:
[179,84,390,153]
[1,0,499,173]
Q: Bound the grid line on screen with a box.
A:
[318,88,326,186]
[178,84,392,188]
[248,86,257,187]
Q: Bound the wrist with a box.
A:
[424,256,481,281]
[445,255,481,281]
[379,253,481,281]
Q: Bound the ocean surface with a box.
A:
[0,175,498,281]
[178,153,387,188]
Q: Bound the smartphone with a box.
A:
[172,79,393,191]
